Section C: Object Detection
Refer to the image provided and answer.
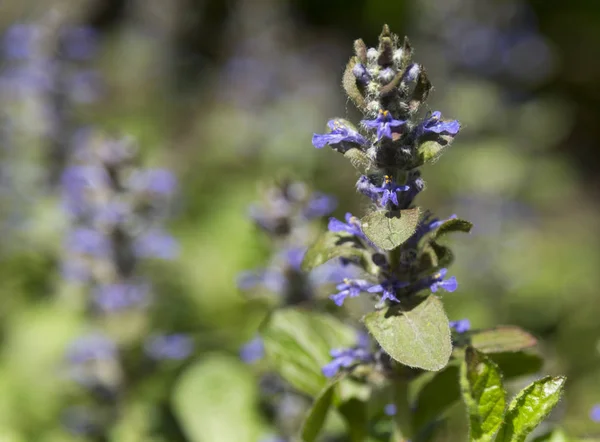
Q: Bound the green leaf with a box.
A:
[338,398,369,442]
[470,326,537,353]
[459,347,506,442]
[531,428,569,442]
[411,352,542,434]
[300,378,339,442]
[302,230,372,273]
[431,218,473,240]
[412,364,460,432]
[363,296,451,371]
[487,352,543,379]
[496,376,566,442]
[261,308,356,396]
[417,135,455,164]
[172,354,262,442]
[361,208,421,251]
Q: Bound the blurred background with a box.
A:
[1,0,600,440]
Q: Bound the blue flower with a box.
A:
[3,24,39,59]
[240,336,265,364]
[61,26,98,60]
[591,404,600,422]
[367,279,407,303]
[330,278,371,306]
[352,63,372,83]
[450,319,471,333]
[328,212,364,238]
[312,119,367,150]
[429,268,458,293]
[420,111,460,136]
[66,333,117,364]
[303,192,337,219]
[130,168,178,197]
[144,334,194,360]
[66,228,111,257]
[356,175,380,202]
[322,347,372,377]
[237,269,286,293]
[373,176,410,208]
[133,229,179,260]
[384,403,397,416]
[93,283,150,313]
[361,110,406,140]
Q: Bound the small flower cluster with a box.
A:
[308,26,472,375]
[237,179,354,310]
[61,130,193,435]
[0,21,101,241]
[311,26,463,309]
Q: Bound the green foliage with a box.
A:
[363,296,452,371]
[261,308,356,396]
[299,378,340,442]
[302,230,374,273]
[171,354,263,442]
[361,208,421,251]
[495,376,566,442]
[469,326,537,353]
[431,218,473,240]
[338,398,369,442]
[460,347,506,442]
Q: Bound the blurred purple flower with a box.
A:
[61,26,98,60]
[93,283,150,312]
[591,404,600,422]
[384,403,397,416]
[66,333,117,364]
[3,24,39,59]
[130,169,178,197]
[322,347,372,377]
[361,110,406,140]
[303,192,337,219]
[144,334,194,361]
[328,212,364,239]
[133,229,179,260]
[66,228,111,257]
[450,319,471,334]
[240,336,264,364]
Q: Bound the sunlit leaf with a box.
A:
[496,376,566,442]
[460,347,506,442]
[363,295,451,371]
[361,208,420,251]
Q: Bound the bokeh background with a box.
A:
[1,0,600,440]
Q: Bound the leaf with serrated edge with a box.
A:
[363,296,451,371]
[460,347,506,442]
[496,376,566,442]
[471,326,537,354]
[361,208,420,251]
